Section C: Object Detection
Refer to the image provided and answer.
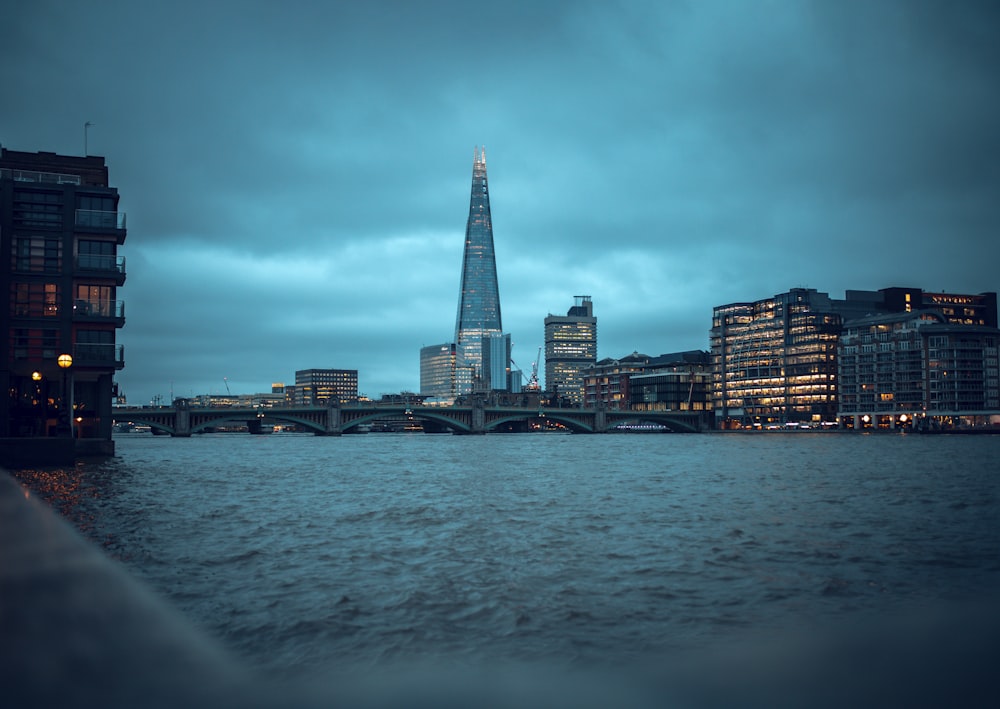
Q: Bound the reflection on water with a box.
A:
[11,432,1000,682]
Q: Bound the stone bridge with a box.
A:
[112,401,705,437]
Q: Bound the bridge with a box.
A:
[111,400,705,436]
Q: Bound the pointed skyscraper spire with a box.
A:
[454,146,503,392]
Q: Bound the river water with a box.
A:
[11,431,1000,703]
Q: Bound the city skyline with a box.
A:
[3,1,998,405]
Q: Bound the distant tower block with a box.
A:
[544,296,597,405]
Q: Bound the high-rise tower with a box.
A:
[454,146,502,391]
[544,296,597,405]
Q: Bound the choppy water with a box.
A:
[12,431,1000,689]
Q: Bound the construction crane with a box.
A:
[223,377,231,395]
[527,347,541,391]
[510,346,542,391]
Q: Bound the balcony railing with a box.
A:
[76,254,126,275]
[75,209,127,230]
[74,343,125,368]
[73,299,125,321]
[0,167,81,185]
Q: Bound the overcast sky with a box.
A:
[3,0,998,404]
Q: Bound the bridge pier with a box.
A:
[594,407,608,433]
[172,408,191,437]
[318,403,342,436]
[470,398,486,434]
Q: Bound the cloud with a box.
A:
[3,0,998,402]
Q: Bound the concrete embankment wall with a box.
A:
[0,470,270,709]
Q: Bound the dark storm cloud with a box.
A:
[3,0,998,403]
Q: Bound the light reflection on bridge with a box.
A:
[111,401,705,436]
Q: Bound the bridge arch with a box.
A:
[484,412,596,433]
[605,413,700,433]
[339,409,472,434]
[118,415,175,436]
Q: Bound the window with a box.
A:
[11,283,58,317]
[77,195,115,212]
[75,284,113,316]
[13,190,63,228]
[76,329,116,362]
[10,328,59,360]
[78,240,115,270]
[13,236,61,272]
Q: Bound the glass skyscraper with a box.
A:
[454,146,502,392]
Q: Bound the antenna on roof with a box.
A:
[84,121,94,156]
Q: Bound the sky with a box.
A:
[3,0,999,405]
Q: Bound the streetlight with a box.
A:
[58,354,74,438]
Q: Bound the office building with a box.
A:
[712,286,999,429]
[454,146,503,393]
[837,311,936,428]
[544,296,597,405]
[839,311,1000,429]
[711,288,841,428]
[481,333,512,391]
[879,288,997,327]
[293,368,358,406]
[628,351,713,414]
[1,148,127,459]
[420,343,459,401]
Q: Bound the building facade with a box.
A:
[838,310,1000,429]
[293,368,358,406]
[582,352,651,409]
[711,288,841,428]
[1,148,127,457]
[481,333,512,392]
[420,343,459,401]
[544,295,596,405]
[712,286,1000,429]
[627,351,713,414]
[879,288,997,327]
[454,146,503,393]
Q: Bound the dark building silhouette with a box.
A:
[1,148,127,459]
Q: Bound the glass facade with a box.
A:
[420,343,458,401]
[454,147,502,393]
[711,289,840,427]
[544,296,596,405]
[481,333,511,391]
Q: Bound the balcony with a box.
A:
[76,254,126,284]
[74,343,125,370]
[73,299,125,326]
[0,167,81,185]
[75,209,127,242]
